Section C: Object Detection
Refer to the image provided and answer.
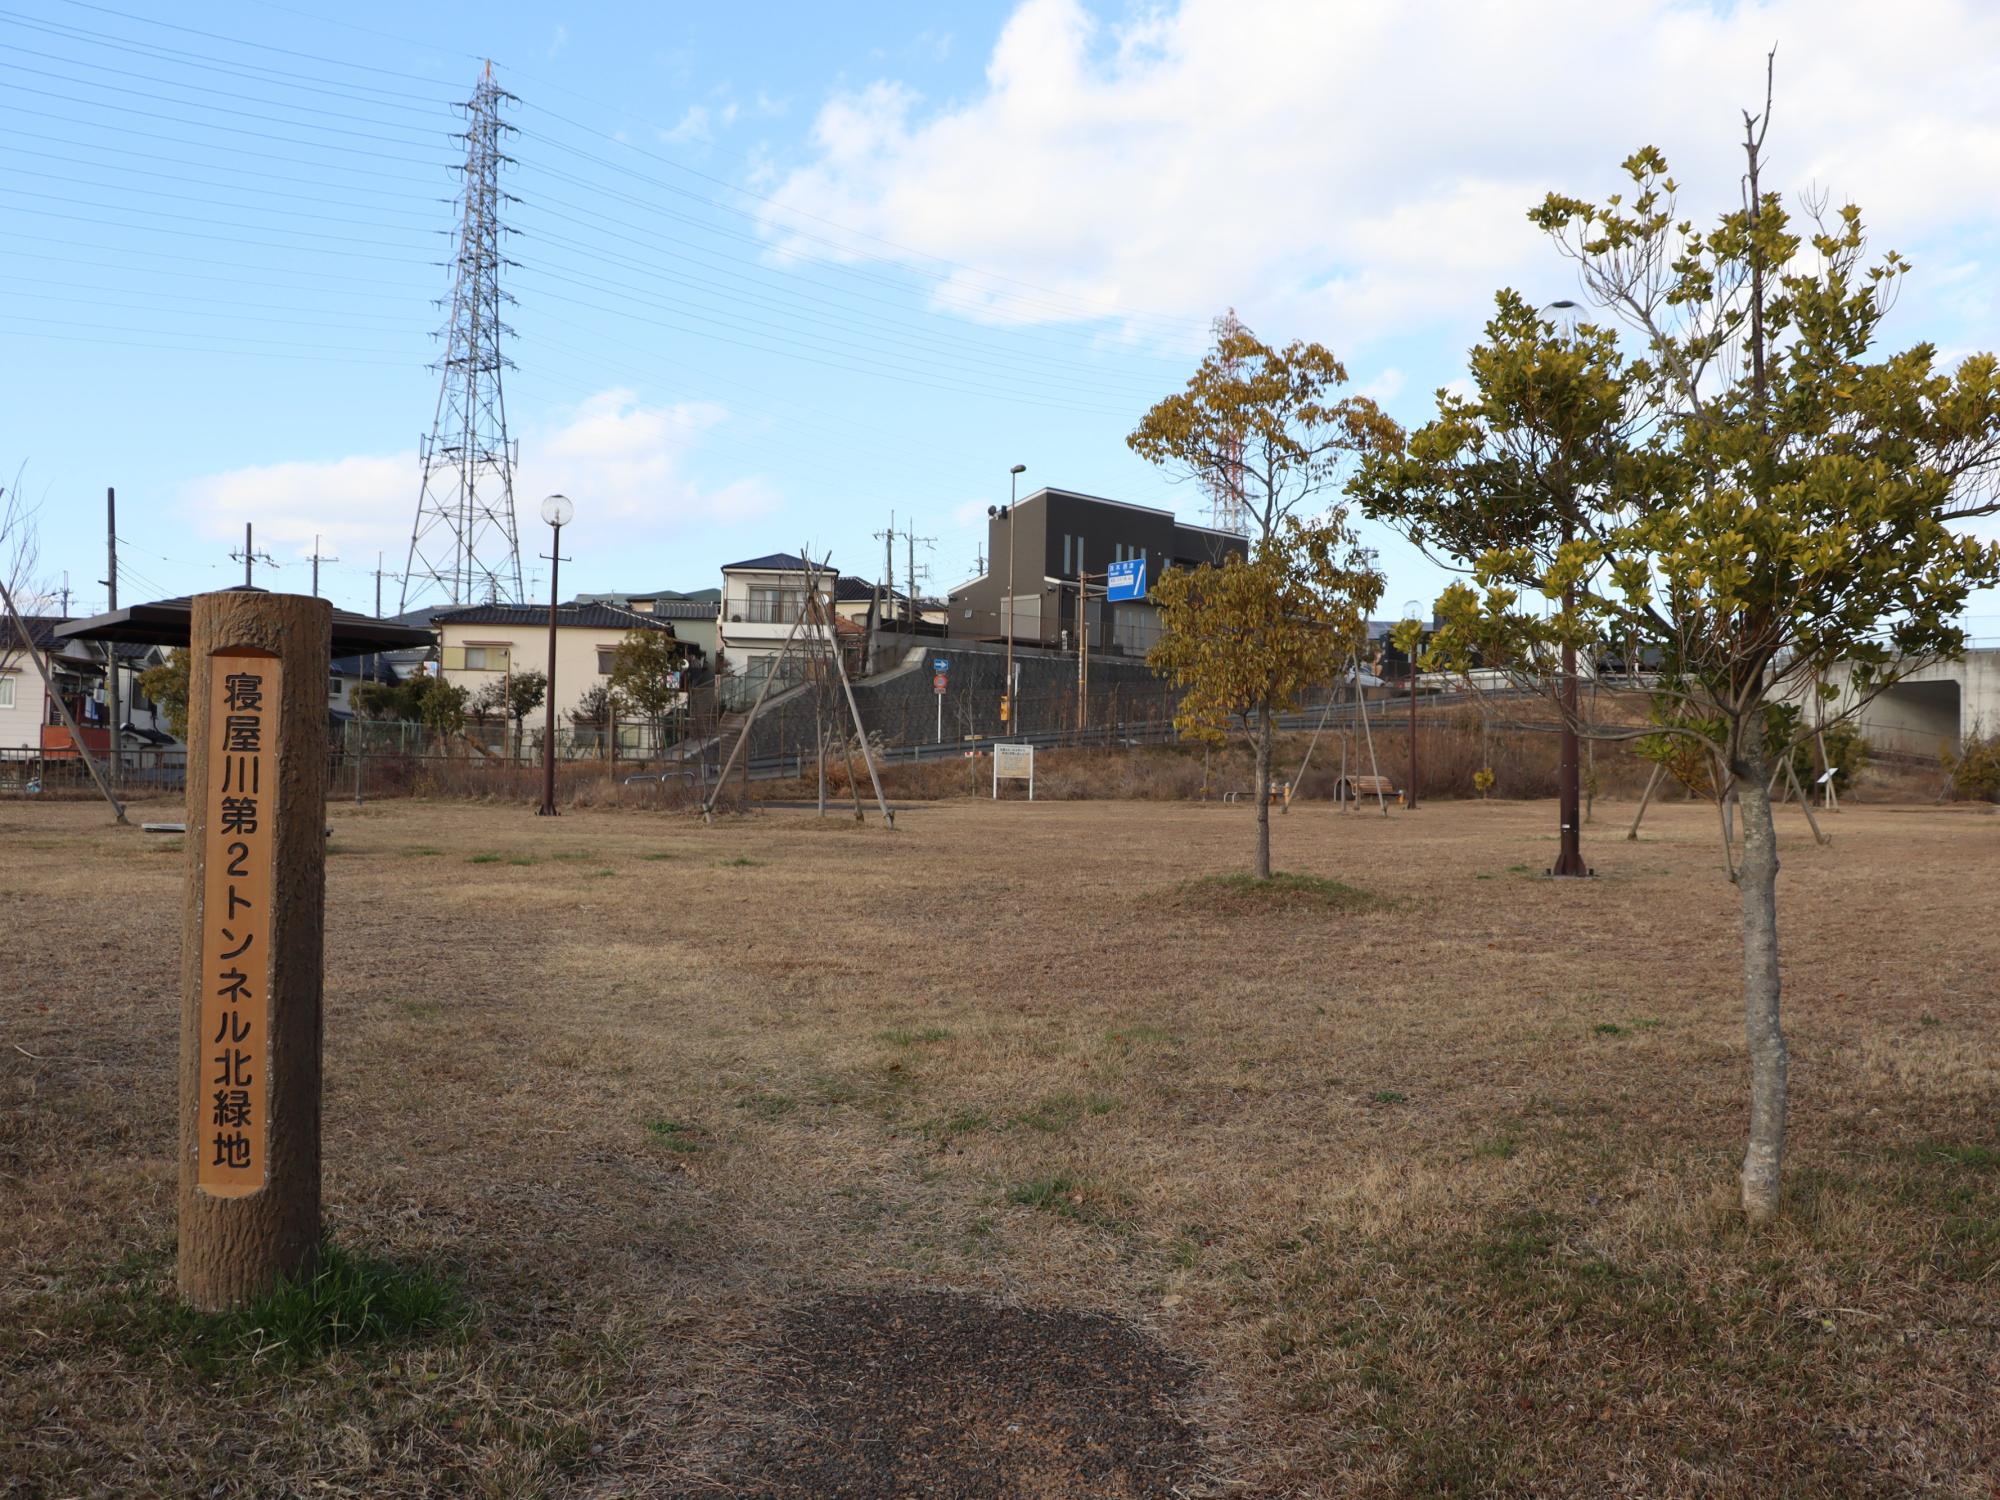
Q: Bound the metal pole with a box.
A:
[1406,658,1418,811]
[1004,503,1015,730]
[538,522,560,816]
[244,523,253,587]
[1552,581,1588,875]
[104,486,120,793]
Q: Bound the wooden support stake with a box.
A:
[178,590,329,1310]
[1627,761,1664,840]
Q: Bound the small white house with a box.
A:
[718,553,840,685]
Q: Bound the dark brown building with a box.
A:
[947,487,1247,657]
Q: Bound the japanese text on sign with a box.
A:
[198,652,280,1196]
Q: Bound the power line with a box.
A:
[48,0,464,86]
[0,7,458,107]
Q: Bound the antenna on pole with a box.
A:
[229,524,276,588]
[401,67,523,612]
[308,535,339,598]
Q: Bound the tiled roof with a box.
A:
[431,603,679,631]
[9,614,68,651]
[833,575,910,604]
[721,552,823,573]
[619,598,717,620]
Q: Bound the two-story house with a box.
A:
[717,554,844,697]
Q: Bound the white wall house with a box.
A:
[718,553,840,686]
[2,616,175,760]
[431,602,698,735]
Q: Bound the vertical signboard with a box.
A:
[179,590,329,1311]
[198,650,280,1197]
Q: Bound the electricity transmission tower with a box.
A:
[1203,307,1250,536]
[401,64,524,613]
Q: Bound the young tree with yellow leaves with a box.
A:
[1359,65,2000,1220]
[1149,514,1382,879]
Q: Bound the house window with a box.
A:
[1062,534,1073,573]
[0,674,13,710]
[596,647,619,674]
[456,644,509,672]
[747,587,802,624]
[329,677,343,697]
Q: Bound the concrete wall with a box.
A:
[1812,647,2000,755]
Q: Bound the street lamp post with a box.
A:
[1544,300,1590,877]
[537,493,573,817]
[992,463,1025,730]
[1404,599,1421,811]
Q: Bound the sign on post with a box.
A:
[932,656,950,672]
[1105,558,1147,602]
[199,650,280,1197]
[992,741,1035,800]
[179,590,330,1311]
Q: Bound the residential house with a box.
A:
[572,588,721,665]
[430,602,702,743]
[1,615,176,762]
[717,553,837,683]
[328,650,401,726]
[948,487,1248,658]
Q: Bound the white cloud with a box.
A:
[757,0,2000,354]
[660,100,741,147]
[179,389,779,572]
[660,105,714,145]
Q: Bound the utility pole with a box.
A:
[1075,571,1098,736]
[58,572,71,615]
[905,527,934,630]
[536,494,573,817]
[374,552,383,617]
[230,524,274,588]
[102,487,119,790]
[308,535,338,599]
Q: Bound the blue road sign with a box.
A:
[932,656,950,672]
[1106,558,1147,602]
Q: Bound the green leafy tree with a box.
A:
[137,648,190,741]
[471,669,546,742]
[353,671,468,738]
[1150,513,1382,878]
[1368,69,2000,1220]
[606,627,691,750]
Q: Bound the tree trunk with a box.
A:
[1253,705,1273,879]
[1736,739,1787,1223]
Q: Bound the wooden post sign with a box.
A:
[178,591,330,1310]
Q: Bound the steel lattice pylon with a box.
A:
[401,65,524,613]
[1203,307,1250,537]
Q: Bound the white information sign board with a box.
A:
[992,742,1035,800]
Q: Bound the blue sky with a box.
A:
[5,0,2000,632]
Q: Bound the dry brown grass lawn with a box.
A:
[2,795,1996,1497]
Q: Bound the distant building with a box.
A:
[948,487,1248,656]
[0,615,174,759]
[431,601,700,730]
[572,588,721,665]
